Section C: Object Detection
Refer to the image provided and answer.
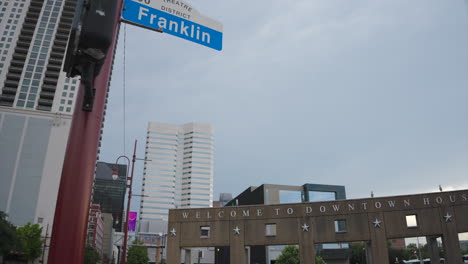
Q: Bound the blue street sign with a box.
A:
[122,0,223,51]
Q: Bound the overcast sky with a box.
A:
[100,0,468,209]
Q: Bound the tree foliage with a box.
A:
[276,245,300,264]
[84,246,101,264]
[16,222,43,263]
[0,211,17,256]
[315,255,326,264]
[349,243,366,264]
[127,240,149,264]
[275,245,326,264]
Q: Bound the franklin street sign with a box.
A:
[122,0,223,50]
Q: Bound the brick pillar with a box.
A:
[297,218,315,264]
[440,207,462,264]
[367,212,389,264]
[230,221,246,264]
[167,223,181,264]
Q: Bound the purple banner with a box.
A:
[128,212,137,232]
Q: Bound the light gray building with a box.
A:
[140,122,214,231]
[0,0,79,257]
[139,122,214,264]
[101,213,115,261]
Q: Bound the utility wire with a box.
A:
[123,23,127,156]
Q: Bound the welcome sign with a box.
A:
[166,189,468,264]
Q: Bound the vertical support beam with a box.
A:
[155,247,161,264]
[47,0,124,263]
[365,242,373,264]
[440,207,462,264]
[298,218,315,264]
[167,223,181,264]
[367,212,389,264]
[184,249,191,264]
[230,221,246,264]
[426,236,440,264]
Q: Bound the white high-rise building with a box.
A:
[140,122,214,224]
[0,0,79,235]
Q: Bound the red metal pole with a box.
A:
[48,0,124,262]
[121,140,137,264]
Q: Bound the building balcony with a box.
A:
[29,6,42,12]
[38,98,53,107]
[48,58,62,66]
[18,35,32,42]
[36,105,51,111]
[30,0,43,6]
[43,77,57,86]
[54,39,67,46]
[41,84,56,92]
[2,86,18,95]
[61,9,74,17]
[20,29,34,36]
[0,92,16,99]
[15,47,29,55]
[45,71,60,79]
[4,79,19,87]
[23,18,37,24]
[47,64,61,72]
[10,60,24,68]
[40,91,55,99]
[50,51,64,59]
[9,66,24,73]
[7,73,22,80]
[61,17,73,24]
[12,53,27,61]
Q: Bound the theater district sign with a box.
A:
[167,190,468,264]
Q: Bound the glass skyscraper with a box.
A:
[92,162,127,232]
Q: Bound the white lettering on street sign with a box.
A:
[122,0,223,50]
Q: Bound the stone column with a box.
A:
[297,218,315,264]
[440,207,462,264]
[230,221,246,264]
[367,213,389,264]
[426,236,440,264]
[167,223,181,264]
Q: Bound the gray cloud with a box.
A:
[100,0,468,209]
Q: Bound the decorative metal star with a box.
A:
[233,226,241,235]
[373,219,382,228]
[443,213,452,222]
[301,223,310,232]
[170,228,177,236]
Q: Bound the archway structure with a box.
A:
[167,190,468,264]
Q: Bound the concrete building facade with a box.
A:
[88,204,105,258]
[101,213,115,261]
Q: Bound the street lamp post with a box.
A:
[113,140,141,264]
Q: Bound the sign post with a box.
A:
[122,0,223,50]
